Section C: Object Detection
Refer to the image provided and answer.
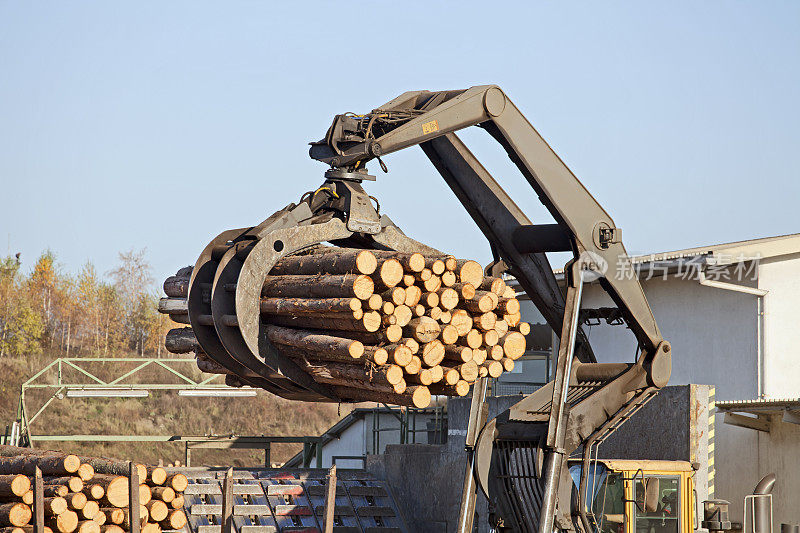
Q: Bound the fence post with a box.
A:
[128,462,140,533]
[33,467,43,533]
[221,468,233,533]
[323,465,337,533]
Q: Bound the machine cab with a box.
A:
[569,459,696,533]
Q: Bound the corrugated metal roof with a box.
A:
[715,397,800,410]
[544,232,800,276]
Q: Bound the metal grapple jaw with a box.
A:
[185,176,440,402]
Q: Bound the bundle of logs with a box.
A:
[0,447,187,533]
[160,247,530,409]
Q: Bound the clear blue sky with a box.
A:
[1,2,798,286]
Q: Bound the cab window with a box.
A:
[633,475,680,533]
[592,472,626,533]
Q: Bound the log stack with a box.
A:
[0,448,187,533]
[160,247,530,408]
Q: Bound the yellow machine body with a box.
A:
[577,459,696,533]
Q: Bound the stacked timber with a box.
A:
[0,448,187,533]
[160,247,530,408]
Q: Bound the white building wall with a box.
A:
[759,253,800,397]
[579,275,759,401]
[315,411,440,469]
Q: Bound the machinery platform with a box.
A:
[174,467,409,533]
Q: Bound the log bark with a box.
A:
[443,345,472,363]
[450,283,476,301]
[163,276,189,298]
[264,325,364,360]
[362,346,388,365]
[266,314,381,333]
[260,297,362,317]
[262,274,374,300]
[430,380,471,397]
[0,476,29,498]
[0,455,79,477]
[330,385,431,408]
[294,359,405,386]
[76,458,146,482]
[44,479,81,494]
[0,504,30,528]
[42,486,67,498]
[463,292,497,314]
[269,249,378,276]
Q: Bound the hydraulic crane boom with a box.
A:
[183,85,671,532]
[310,85,672,532]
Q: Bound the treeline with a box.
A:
[0,248,173,357]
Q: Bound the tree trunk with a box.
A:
[261,274,374,300]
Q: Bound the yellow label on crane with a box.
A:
[422,120,440,135]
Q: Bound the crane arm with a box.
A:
[311,85,672,532]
